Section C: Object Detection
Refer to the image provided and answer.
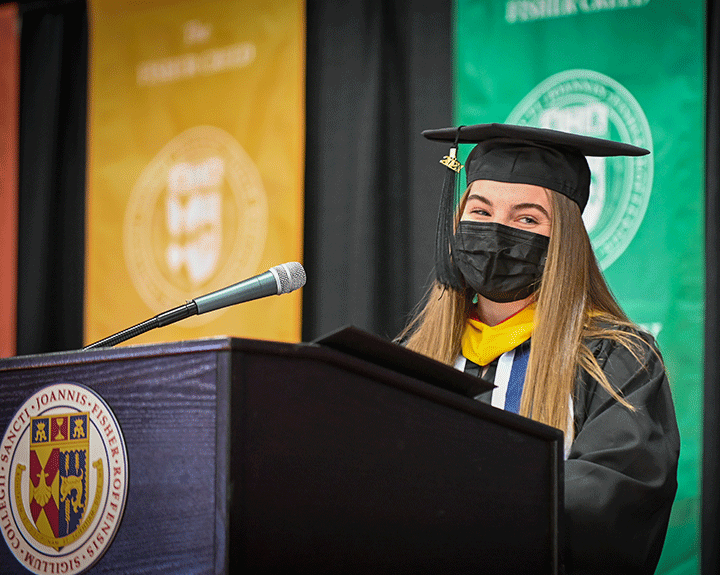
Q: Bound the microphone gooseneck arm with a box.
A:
[83,301,198,350]
[82,262,306,350]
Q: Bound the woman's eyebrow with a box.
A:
[466,193,492,206]
[512,202,550,219]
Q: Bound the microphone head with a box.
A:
[271,262,306,295]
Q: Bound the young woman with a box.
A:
[402,124,680,574]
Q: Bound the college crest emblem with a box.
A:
[506,69,654,270]
[123,125,268,324]
[0,384,128,574]
[19,413,97,549]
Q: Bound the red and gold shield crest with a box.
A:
[25,413,90,549]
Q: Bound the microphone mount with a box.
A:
[83,262,305,350]
[83,301,199,350]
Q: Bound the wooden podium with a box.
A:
[0,334,563,574]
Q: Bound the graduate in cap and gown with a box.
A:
[400,124,680,574]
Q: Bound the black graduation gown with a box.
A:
[464,331,680,575]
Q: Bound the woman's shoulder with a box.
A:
[575,316,673,430]
[583,314,663,374]
[583,313,658,350]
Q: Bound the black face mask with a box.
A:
[452,221,550,303]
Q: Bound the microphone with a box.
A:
[83,262,306,350]
[194,261,305,314]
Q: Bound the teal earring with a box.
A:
[472,293,479,305]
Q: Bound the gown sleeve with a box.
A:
[564,332,680,575]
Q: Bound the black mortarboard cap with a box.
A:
[422,123,650,289]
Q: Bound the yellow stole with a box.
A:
[461,304,535,366]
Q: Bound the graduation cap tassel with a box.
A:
[434,127,465,290]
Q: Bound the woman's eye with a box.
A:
[519,216,538,224]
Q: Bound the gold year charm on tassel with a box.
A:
[440,147,463,173]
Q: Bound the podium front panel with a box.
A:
[0,343,227,575]
[1,338,562,574]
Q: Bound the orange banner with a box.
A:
[0,3,19,358]
[86,0,305,346]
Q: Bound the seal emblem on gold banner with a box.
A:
[0,384,128,574]
[123,125,268,323]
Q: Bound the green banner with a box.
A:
[455,1,704,572]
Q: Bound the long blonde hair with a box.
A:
[401,189,641,433]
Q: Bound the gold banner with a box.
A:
[86,0,305,345]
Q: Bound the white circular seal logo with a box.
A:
[0,383,128,574]
[507,69,654,269]
[124,125,268,322]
